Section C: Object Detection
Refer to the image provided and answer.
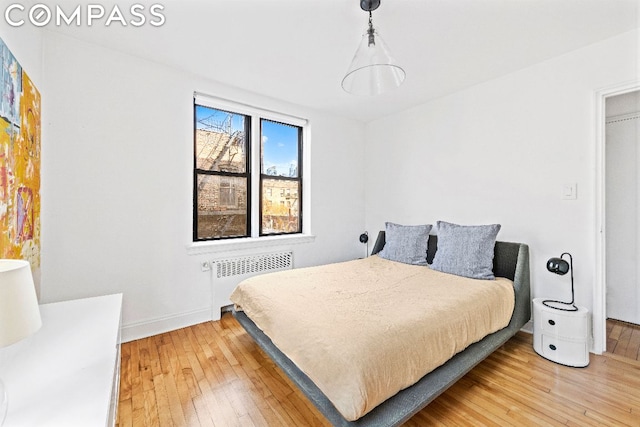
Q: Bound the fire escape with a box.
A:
[195,111,245,236]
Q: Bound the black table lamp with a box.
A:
[359,232,369,257]
[543,252,578,311]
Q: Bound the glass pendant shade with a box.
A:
[342,28,406,96]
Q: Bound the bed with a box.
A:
[231,230,530,427]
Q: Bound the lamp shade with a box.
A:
[547,257,570,275]
[0,260,41,348]
[341,28,406,96]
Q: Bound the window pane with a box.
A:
[261,120,299,177]
[195,105,247,173]
[196,174,248,239]
[262,178,300,234]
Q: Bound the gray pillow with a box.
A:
[378,222,432,266]
[431,221,501,279]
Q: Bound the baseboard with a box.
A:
[120,307,212,343]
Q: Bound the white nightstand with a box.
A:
[532,297,590,367]
[0,294,122,426]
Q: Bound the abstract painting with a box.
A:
[0,37,41,277]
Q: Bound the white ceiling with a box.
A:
[44,0,640,122]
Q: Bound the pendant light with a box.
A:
[342,0,406,96]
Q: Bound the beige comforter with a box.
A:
[230,255,515,421]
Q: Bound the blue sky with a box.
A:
[261,119,298,177]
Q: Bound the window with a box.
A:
[193,95,304,241]
[194,105,249,240]
[260,119,302,235]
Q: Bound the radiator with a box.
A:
[211,251,293,317]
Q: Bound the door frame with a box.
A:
[594,81,640,354]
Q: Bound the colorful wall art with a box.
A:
[0,37,41,274]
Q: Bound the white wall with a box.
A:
[40,32,366,341]
[365,30,640,331]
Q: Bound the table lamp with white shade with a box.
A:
[0,259,42,425]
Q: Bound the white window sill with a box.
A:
[186,234,316,256]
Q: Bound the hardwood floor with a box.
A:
[607,318,640,361]
[117,313,640,427]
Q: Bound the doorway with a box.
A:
[605,90,640,326]
[595,82,640,355]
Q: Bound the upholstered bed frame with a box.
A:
[233,232,530,426]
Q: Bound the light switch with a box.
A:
[562,183,577,200]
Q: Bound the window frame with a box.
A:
[259,118,303,237]
[193,93,307,243]
[193,105,251,241]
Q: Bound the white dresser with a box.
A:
[0,294,122,426]
[532,297,590,367]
